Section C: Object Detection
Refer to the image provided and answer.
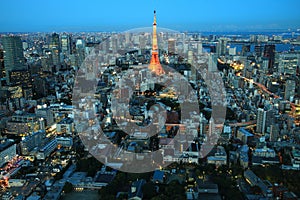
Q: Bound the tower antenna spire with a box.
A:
[149,10,164,75]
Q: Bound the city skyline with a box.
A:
[0,0,300,32]
[0,3,300,199]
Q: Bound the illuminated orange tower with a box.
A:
[149,10,165,75]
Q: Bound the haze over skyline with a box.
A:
[1,0,300,32]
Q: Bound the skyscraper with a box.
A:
[254,45,263,57]
[216,38,227,56]
[50,33,61,66]
[168,38,176,55]
[256,108,266,133]
[242,45,250,56]
[285,79,296,101]
[61,33,71,55]
[197,42,203,55]
[263,44,275,73]
[2,36,26,83]
[270,124,279,142]
[149,10,164,75]
[50,33,60,50]
[0,49,4,87]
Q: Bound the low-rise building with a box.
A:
[20,130,46,155]
[56,137,73,148]
[237,128,254,144]
[56,117,74,135]
[253,146,276,158]
[36,139,57,160]
[128,179,146,200]
[207,146,227,166]
[244,169,273,198]
[0,139,16,167]
[291,148,300,167]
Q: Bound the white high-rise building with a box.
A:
[285,79,296,101]
[256,108,266,133]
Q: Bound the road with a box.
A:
[240,76,296,112]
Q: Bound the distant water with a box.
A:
[200,30,300,53]
[228,43,300,53]
[203,43,300,53]
[199,31,300,38]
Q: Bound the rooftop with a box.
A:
[238,128,254,137]
[0,139,14,151]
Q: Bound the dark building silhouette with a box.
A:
[264,44,275,73]
[1,36,26,84]
[242,45,250,56]
[254,45,263,57]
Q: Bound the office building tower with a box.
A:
[216,38,227,56]
[208,54,218,72]
[254,45,263,57]
[263,44,275,72]
[256,108,266,133]
[32,75,48,98]
[168,38,176,54]
[270,125,279,142]
[61,33,71,55]
[285,79,296,101]
[75,38,86,66]
[242,45,250,56]
[229,47,236,56]
[278,54,298,75]
[0,49,4,87]
[265,109,275,132]
[1,36,26,84]
[9,69,31,87]
[250,35,257,42]
[197,42,203,55]
[50,33,60,66]
[50,33,60,49]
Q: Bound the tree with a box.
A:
[142,182,156,199]
[151,194,168,200]
[63,182,73,193]
[163,181,185,199]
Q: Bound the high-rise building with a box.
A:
[278,54,298,74]
[254,45,263,57]
[32,75,48,98]
[61,33,71,55]
[168,38,176,55]
[208,54,218,72]
[270,124,279,142]
[263,44,275,72]
[149,10,164,75]
[285,79,296,100]
[50,33,61,66]
[242,45,250,56]
[9,69,31,87]
[216,38,227,56]
[229,47,236,56]
[1,36,26,84]
[256,108,266,133]
[265,109,275,132]
[50,33,60,49]
[0,49,4,87]
[197,42,203,55]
